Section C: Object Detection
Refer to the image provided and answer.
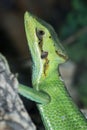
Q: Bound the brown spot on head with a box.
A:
[49,36,51,38]
[43,59,50,76]
[41,51,48,59]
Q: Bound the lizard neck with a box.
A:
[32,55,65,89]
[40,62,62,87]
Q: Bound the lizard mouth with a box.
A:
[55,50,68,61]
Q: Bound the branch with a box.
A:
[0,54,36,130]
[63,26,87,45]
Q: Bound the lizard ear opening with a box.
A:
[41,51,48,59]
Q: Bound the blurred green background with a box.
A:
[0,0,87,129]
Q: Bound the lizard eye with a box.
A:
[38,30,45,35]
[36,28,45,40]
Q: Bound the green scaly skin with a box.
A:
[19,11,87,130]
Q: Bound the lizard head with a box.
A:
[24,11,68,86]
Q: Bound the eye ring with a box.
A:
[36,28,45,40]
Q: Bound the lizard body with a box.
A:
[19,12,87,130]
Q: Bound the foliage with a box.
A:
[60,0,87,106]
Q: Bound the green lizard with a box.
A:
[19,11,87,130]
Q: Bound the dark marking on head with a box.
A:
[55,50,68,60]
[35,28,44,52]
[38,40,43,50]
[49,36,51,38]
[44,58,50,76]
[36,28,45,40]
[41,51,48,59]
[38,41,40,44]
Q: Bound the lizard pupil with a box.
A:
[39,30,45,36]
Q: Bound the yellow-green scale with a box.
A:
[37,70,87,130]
